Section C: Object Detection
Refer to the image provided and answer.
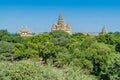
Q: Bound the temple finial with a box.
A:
[58,12,64,25]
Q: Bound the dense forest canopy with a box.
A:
[0,29,120,80]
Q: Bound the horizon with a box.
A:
[0,0,120,33]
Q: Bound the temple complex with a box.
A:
[17,26,33,36]
[51,12,72,34]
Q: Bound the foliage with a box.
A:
[108,54,120,80]
[0,60,97,80]
[115,43,120,52]
[39,42,55,64]
[30,33,51,44]
[50,30,71,46]
[96,34,115,45]
[71,32,89,41]
[0,30,120,79]
[85,42,111,79]
[0,41,14,61]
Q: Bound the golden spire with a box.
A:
[58,12,64,25]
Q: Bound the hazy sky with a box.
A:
[0,0,120,33]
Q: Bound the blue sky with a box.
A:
[0,0,120,33]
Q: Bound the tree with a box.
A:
[0,29,9,36]
[0,29,9,41]
[14,43,25,60]
[49,30,71,46]
[30,33,51,44]
[115,43,120,52]
[85,42,111,79]
[108,54,120,80]
[71,33,89,41]
[80,37,97,50]
[96,34,115,45]
[0,41,14,61]
[52,46,71,67]
[39,42,55,64]
[2,34,22,43]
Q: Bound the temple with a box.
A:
[101,26,107,34]
[51,12,71,34]
[17,26,33,36]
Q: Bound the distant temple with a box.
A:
[87,25,108,36]
[17,26,33,36]
[101,26,107,34]
[51,12,72,34]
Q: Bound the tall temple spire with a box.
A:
[51,12,71,34]
[58,12,64,25]
[101,25,107,34]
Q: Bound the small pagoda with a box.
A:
[101,26,107,34]
[17,26,33,36]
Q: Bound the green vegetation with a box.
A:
[0,60,97,80]
[0,29,120,80]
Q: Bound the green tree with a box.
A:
[39,42,55,64]
[14,43,25,60]
[2,34,22,43]
[108,54,120,80]
[115,43,120,52]
[71,33,89,41]
[0,41,14,61]
[49,30,71,46]
[30,33,51,44]
[0,29,9,41]
[85,42,111,79]
[80,37,97,50]
[96,34,115,45]
[53,46,71,67]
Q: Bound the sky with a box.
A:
[0,0,120,33]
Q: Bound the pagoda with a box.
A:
[17,26,32,36]
[101,26,107,34]
[51,12,71,34]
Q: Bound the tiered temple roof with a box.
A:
[17,26,32,36]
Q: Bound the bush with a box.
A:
[0,60,97,80]
[0,41,14,61]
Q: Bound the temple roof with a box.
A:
[58,12,64,25]
[17,26,32,34]
[51,12,71,34]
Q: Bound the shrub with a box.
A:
[0,60,97,80]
